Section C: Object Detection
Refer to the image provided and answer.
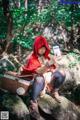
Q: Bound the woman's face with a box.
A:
[38,46,46,56]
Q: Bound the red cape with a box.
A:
[21,36,56,76]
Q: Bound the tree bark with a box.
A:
[2,0,13,53]
[24,0,28,10]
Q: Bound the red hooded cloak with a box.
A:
[21,36,56,77]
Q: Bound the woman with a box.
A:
[20,36,65,115]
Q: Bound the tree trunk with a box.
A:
[2,0,13,53]
[24,0,28,10]
[68,5,75,50]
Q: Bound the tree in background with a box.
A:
[0,0,80,54]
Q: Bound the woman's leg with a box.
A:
[51,70,65,102]
[31,76,45,101]
[29,76,45,118]
[52,70,65,89]
[30,76,45,109]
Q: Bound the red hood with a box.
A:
[21,36,52,76]
[33,36,50,59]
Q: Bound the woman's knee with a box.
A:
[35,76,45,84]
[54,70,65,81]
[32,76,45,96]
[59,69,66,77]
[51,70,65,88]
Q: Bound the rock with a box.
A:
[0,91,45,120]
[56,53,80,85]
[71,84,80,105]
[0,56,16,72]
[38,94,80,120]
[2,93,30,120]
[56,53,80,103]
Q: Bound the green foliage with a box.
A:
[12,4,37,49]
[51,0,80,28]
[0,8,7,39]
[68,52,80,68]
[12,1,53,49]
[0,0,80,49]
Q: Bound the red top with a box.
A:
[21,36,56,76]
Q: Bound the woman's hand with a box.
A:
[36,64,48,74]
[44,59,54,67]
[44,60,50,67]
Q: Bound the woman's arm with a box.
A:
[35,65,48,74]
[48,54,58,68]
[35,54,58,74]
